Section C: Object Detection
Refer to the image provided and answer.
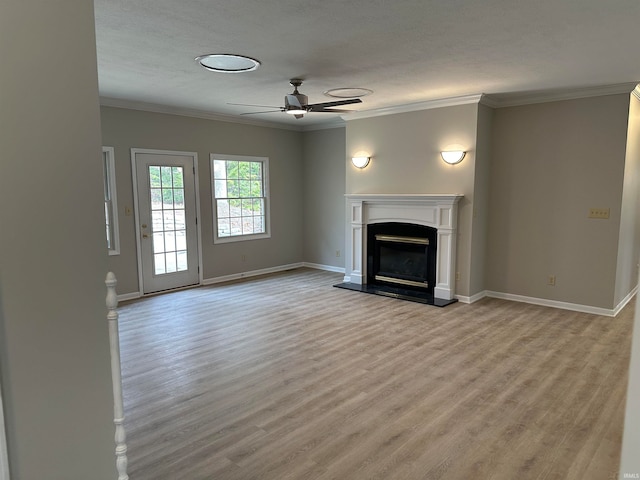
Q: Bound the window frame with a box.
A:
[210,153,270,244]
[103,146,120,255]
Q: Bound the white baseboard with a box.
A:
[117,291,142,302]
[117,273,637,318]
[302,262,345,274]
[484,291,620,317]
[456,290,488,304]
[202,262,304,286]
[116,262,342,300]
[614,285,639,316]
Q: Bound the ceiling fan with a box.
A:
[230,79,362,119]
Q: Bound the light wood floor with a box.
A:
[118,268,634,480]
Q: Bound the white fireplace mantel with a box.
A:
[344,194,463,300]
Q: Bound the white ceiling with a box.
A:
[94,0,640,128]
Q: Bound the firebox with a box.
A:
[367,222,437,295]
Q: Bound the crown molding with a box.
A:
[487,82,638,108]
[340,83,639,122]
[99,97,303,132]
[101,82,639,130]
[301,119,346,132]
[342,94,484,121]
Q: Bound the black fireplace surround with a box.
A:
[335,222,457,307]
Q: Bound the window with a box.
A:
[103,146,120,255]
[211,154,270,243]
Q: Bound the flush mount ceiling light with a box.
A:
[441,150,466,165]
[324,87,373,99]
[195,53,261,73]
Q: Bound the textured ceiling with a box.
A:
[94,0,640,127]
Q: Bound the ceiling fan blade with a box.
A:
[307,98,362,110]
[239,110,283,115]
[294,114,304,119]
[228,102,280,108]
[311,107,357,113]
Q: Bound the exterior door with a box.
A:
[132,149,200,294]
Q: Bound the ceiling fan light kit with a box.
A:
[195,53,261,73]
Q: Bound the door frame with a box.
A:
[131,148,203,295]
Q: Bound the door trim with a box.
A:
[131,148,203,295]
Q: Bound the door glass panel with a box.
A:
[174,210,185,230]
[172,167,183,187]
[163,211,175,231]
[165,252,177,273]
[152,211,163,232]
[177,251,188,271]
[176,231,187,250]
[152,232,164,252]
[151,189,162,209]
[154,253,166,274]
[149,166,161,187]
[149,165,188,276]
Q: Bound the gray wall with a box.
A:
[101,107,304,294]
[0,1,116,478]
[487,94,630,309]
[345,104,480,298]
[615,94,640,306]
[302,128,346,268]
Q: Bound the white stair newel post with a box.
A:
[105,272,129,480]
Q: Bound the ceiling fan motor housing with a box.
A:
[285,93,308,109]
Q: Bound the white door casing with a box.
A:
[131,149,202,294]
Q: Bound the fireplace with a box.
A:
[337,194,463,306]
[367,222,437,293]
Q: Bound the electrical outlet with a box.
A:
[125,206,132,216]
[548,275,556,286]
[335,250,341,257]
[588,208,610,219]
[241,254,246,262]
[455,272,460,281]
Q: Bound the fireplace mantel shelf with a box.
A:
[344,193,463,300]
[345,194,463,203]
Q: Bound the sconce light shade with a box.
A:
[441,150,466,165]
[351,156,371,168]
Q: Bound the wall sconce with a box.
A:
[351,156,371,169]
[440,150,466,165]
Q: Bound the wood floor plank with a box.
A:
[117,268,634,479]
